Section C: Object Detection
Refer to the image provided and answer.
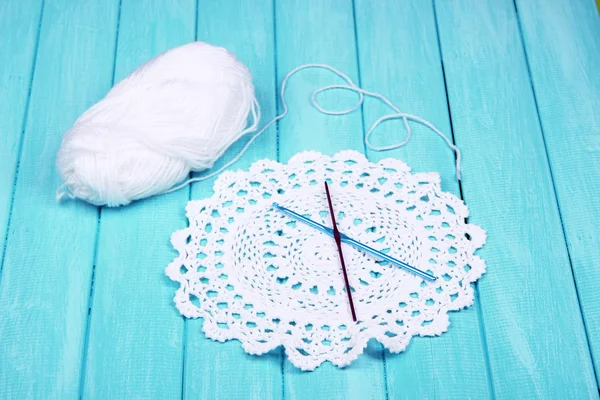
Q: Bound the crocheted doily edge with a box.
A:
[167,150,487,371]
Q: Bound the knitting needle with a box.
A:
[272,202,437,282]
[323,182,357,322]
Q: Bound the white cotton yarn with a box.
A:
[57,42,259,206]
[57,42,461,207]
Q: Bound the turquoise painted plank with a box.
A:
[353,1,492,398]
[0,1,119,398]
[0,0,43,269]
[275,0,386,399]
[434,0,597,397]
[276,0,366,159]
[184,1,282,399]
[515,0,600,383]
[81,1,195,398]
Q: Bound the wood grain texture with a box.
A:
[515,0,600,383]
[434,0,597,397]
[0,0,43,271]
[353,1,493,398]
[184,1,282,399]
[81,1,195,398]
[0,0,119,398]
[275,0,385,399]
[0,1,598,397]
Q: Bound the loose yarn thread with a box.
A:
[57,43,461,207]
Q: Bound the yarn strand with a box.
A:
[167,63,461,194]
[57,44,462,207]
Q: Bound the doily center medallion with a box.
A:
[230,190,422,319]
[166,150,486,371]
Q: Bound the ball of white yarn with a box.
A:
[57,42,257,207]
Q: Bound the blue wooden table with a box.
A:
[1,1,599,398]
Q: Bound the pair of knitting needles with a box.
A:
[273,182,437,322]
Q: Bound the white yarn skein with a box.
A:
[57,43,460,207]
[57,42,259,207]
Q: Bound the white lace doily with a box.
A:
[166,150,486,371]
